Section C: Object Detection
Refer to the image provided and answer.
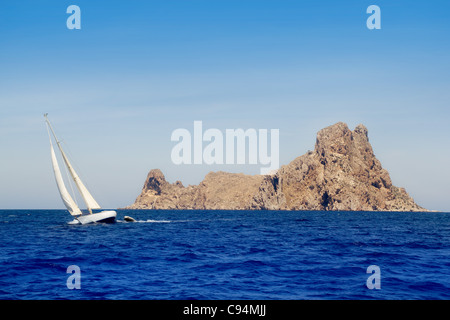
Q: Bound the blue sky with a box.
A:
[0,1,449,211]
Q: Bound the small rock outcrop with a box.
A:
[126,122,426,211]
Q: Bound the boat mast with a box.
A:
[45,117,82,216]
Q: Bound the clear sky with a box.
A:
[0,1,449,211]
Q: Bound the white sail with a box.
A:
[45,116,101,213]
[48,135,82,216]
[58,147,102,211]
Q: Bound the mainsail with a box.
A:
[47,128,82,216]
[45,115,101,214]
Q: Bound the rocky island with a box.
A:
[126,122,426,211]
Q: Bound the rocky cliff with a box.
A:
[126,122,426,211]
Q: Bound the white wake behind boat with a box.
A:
[45,114,116,224]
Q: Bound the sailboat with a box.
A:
[44,114,116,224]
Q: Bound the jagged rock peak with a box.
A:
[143,169,167,195]
[354,123,368,138]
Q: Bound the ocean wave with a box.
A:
[117,219,171,223]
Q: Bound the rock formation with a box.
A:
[126,122,426,211]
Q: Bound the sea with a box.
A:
[0,209,449,300]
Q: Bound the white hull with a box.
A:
[72,210,117,225]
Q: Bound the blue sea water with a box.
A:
[0,209,449,300]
